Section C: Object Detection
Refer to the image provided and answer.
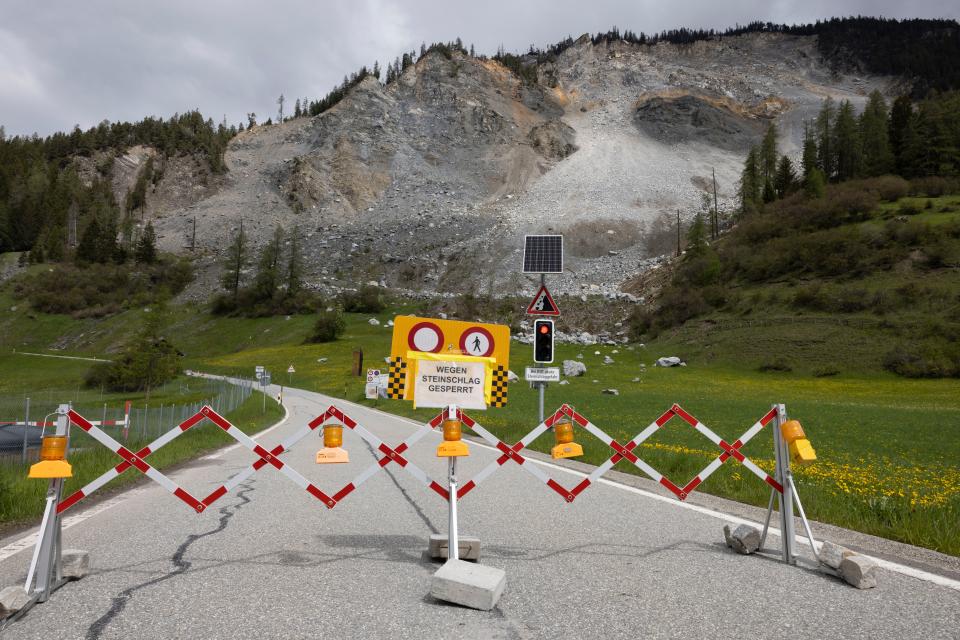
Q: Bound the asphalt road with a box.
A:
[1,385,958,639]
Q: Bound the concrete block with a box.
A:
[430,559,506,611]
[0,586,30,618]
[428,534,481,561]
[62,549,90,579]
[819,541,852,570]
[723,523,760,555]
[839,554,878,589]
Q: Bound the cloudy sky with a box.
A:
[2,0,958,137]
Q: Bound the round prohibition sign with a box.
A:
[460,326,495,357]
[408,322,444,353]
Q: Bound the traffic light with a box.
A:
[533,319,554,363]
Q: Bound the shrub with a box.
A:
[341,285,384,313]
[813,364,840,377]
[758,357,792,372]
[308,309,345,343]
[862,175,910,202]
[910,176,960,197]
[883,343,960,378]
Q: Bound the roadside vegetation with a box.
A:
[0,389,283,528]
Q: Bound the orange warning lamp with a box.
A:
[780,420,816,465]
[551,417,583,459]
[437,417,469,457]
[316,424,349,464]
[28,436,73,479]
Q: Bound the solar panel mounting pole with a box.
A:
[538,273,546,424]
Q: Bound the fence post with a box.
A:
[21,396,31,464]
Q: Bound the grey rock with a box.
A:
[723,524,761,554]
[819,540,852,570]
[62,549,90,579]
[430,559,506,611]
[655,356,684,367]
[839,555,878,589]
[563,360,587,377]
[0,585,30,618]
[603,355,615,365]
[367,318,380,326]
[558,380,570,385]
[601,388,619,396]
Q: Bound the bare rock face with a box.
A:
[633,94,766,152]
[139,33,891,301]
[528,120,578,159]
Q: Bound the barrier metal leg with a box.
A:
[759,487,777,550]
[789,475,820,562]
[447,457,459,561]
[774,404,796,564]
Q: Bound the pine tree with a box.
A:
[134,222,157,264]
[801,122,818,180]
[76,217,102,264]
[293,99,301,118]
[285,227,302,296]
[738,146,761,215]
[759,123,778,186]
[834,100,862,181]
[220,222,248,303]
[805,168,826,199]
[252,225,284,302]
[889,95,913,172]
[859,90,894,176]
[774,156,797,198]
[685,213,708,258]
[816,97,836,179]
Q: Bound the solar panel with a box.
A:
[523,235,563,273]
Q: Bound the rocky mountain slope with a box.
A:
[135,32,896,300]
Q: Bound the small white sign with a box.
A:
[365,383,379,399]
[413,360,487,410]
[525,367,560,382]
[366,368,381,383]
[255,365,264,379]
[287,365,296,374]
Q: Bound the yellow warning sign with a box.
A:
[387,316,511,409]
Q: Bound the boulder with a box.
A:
[723,524,761,554]
[655,356,684,367]
[839,555,878,589]
[0,585,30,618]
[62,549,90,579]
[563,360,587,377]
[368,318,380,325]
[603,355,614,365]
[601,388,619,396]
[819,541,852,570]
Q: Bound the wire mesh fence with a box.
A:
[0,377,257,465]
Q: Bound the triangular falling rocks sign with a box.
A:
[526,285,560,316]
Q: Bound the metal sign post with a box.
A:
[21,396,30,464]
[447,406,460,561]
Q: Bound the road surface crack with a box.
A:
[84,483,255,640]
